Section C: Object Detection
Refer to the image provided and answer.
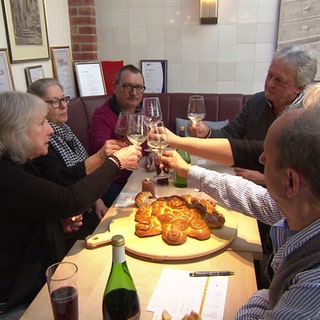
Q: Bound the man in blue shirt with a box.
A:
[161,105,320,319]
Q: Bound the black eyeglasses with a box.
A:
[45,96,70,109]
[119,83,146,94]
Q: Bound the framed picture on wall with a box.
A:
[25,65,44,86]
[51,46,77,98]
[1,0,49,63]
[74,61,106,97]
[0,48,14,91]
[141,60,167,93]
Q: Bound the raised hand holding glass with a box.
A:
[147,121,168,178]
[187,95,206,125]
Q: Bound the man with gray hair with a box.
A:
[161,105,320,318]
[188,45,317,185]
[188,45,317,287]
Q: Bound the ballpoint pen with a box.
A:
[189,271,234,277]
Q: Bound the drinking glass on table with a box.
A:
[115,111,129,142]
[142,97,162,127]
[147,121,168,178]
[187,95,206,125]
[46,261,78,320]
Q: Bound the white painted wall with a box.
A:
[95,0,280,94]
[1,0,281,94]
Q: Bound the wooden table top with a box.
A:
[22,158,261,320]
[22,241,257,320]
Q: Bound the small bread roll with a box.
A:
[135,217,162,237]
[162,223,188,245]
[135,191,153,207]
[188,219,211,240]
[203,211,225,229]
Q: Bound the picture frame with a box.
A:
[51,46,77,98]
[74,61,106,97]
[141,60,167,93]
[1,0,49,63]
[0,48,14,91]
[25,65,44,86]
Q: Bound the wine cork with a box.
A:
[142,178,156,197]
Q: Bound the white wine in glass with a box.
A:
[126,114,147,146]
[187,95,206,125]
[142,97,162,127]
[147,121,168,177]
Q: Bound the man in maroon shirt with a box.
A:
[89,64,146,206]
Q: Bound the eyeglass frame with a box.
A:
[118,83,146,94]
[45,96,71,109]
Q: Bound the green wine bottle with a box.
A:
[174,126,191,188]
[102,235,140,320]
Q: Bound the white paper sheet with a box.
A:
[148,268,229,320]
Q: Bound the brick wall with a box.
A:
[68,0,97,61]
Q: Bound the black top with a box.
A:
[33,147,101,251]
[209,92,275,172]
[0,154,119,310]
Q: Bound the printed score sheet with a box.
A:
[148,268,229,320]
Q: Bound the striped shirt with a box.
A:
[188,166,320,319]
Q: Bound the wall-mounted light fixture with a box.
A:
[200,0,218,24]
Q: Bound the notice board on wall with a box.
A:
[74,61,106,97]
[141,60,167,93]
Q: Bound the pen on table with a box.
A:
[189,271,234,277]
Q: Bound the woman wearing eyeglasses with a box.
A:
[27,78,127,251]
[0,91,141,316]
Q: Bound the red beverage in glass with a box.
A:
[50,286,78,320]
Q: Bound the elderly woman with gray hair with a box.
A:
[0,91,141,316]
[27,78,126,250]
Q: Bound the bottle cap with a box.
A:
[111,234,125,247]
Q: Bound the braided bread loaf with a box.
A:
[134,193,225,245]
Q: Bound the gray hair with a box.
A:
[303,83,320,109]
[0,91,48,164]
[114,64,144,85]
[273,45,317,88]
[276,106,320,198]
[27,77,63,99]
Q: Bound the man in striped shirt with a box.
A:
[162,105,320,319]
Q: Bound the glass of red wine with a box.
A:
[46,262,79,320]
[115,111,130,142]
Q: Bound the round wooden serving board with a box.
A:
[109,205,237,261]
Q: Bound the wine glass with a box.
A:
[115,111,129,141]
[147,121,168,178]
[126,114,147,146]
[187,95,206,125]
[142,97,162,127]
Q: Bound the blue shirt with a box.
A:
[188,166,320,319]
